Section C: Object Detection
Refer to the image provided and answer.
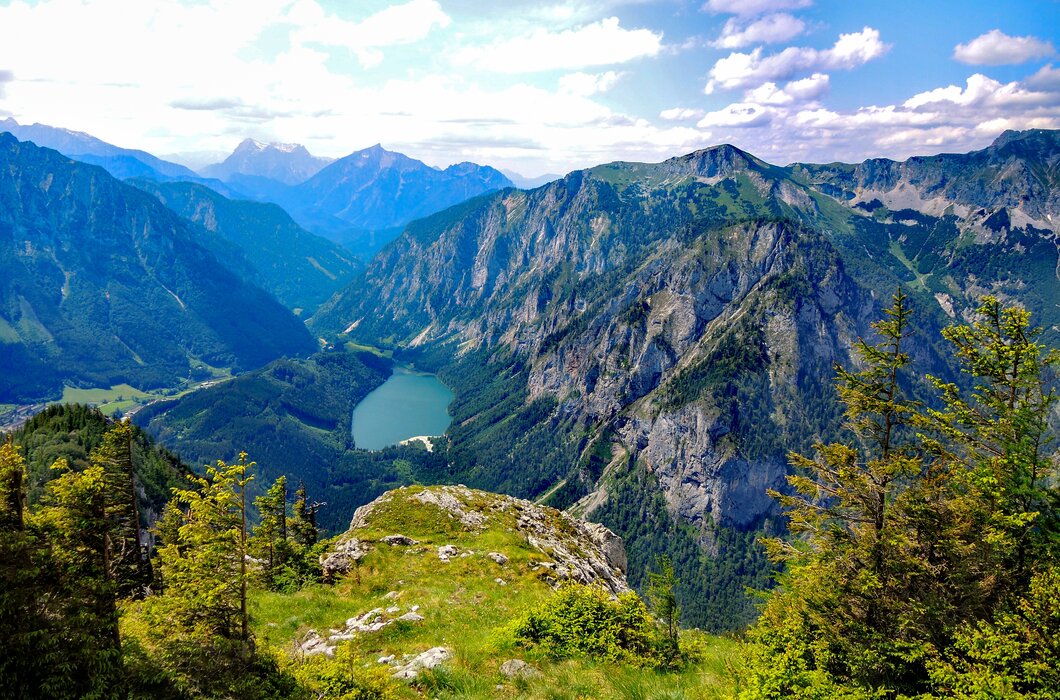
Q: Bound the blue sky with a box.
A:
[0,0,1057,176]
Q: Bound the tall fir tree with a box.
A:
[290,480,319,548]
[252,474,289,589]
[92,421,149,598]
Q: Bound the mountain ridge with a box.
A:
[0,133,315,402]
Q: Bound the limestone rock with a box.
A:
[381,534,419,546]
[487,551,509,565]
[391,646,451,680]
[499,659,541,679]
[320,537,369,580]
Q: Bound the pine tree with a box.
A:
[154,454,254,643]
[290,480,319,548]
[34,457,125,698]
[252,474,289,588]
[91,421,149,598]
[647,555,681,665]
[0,439,60,698]
[741,294,1060,698]
[924,296,1059,596]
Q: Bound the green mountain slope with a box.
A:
[0,133,316,402]
[128,179,360,314]
[145,132,1058,630]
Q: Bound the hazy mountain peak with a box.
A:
[202,137,332,185]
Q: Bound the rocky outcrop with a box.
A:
[319,537,369,580]
[299,603,426,657]
[390,647,451,680]
[794,129,1060,231]
[325,485,631,595]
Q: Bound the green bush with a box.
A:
[294,647,398,700]
[508,584,657,665]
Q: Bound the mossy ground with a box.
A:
[249,486,739,698]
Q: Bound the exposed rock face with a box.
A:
[299,603,427,657]
[310,132,1056,612]
[500,659,541,679]
[320,537,369,580]
[794,129,1060,229]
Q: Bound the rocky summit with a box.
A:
[321,485,630,596]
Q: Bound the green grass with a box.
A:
[59,372,235,417]
[345,341,395,359]
[888,239,932,291]
[61,383,152,416]
[248,486,739,699]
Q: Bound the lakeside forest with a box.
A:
[2,293,1057,699]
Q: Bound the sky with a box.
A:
[0,0,1058,176]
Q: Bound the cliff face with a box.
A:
[793,129,1060,232]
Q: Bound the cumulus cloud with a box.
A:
[452,17,662,73]
[1025,63,1060,91]
[697,102,773,127]
[660,107,706,120]
[289,0,451,68]
[953,29,1055,66]
[904,73,1059,110]
[703,0,812,17]
[744,72,828,104]
[756,69,1058,163]
[706,27,888,92]
[559,70,624,96]
[713,13,805,49]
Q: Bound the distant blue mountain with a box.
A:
[202,141,514,248]
[0,118,244,197]
[201,138,333,185]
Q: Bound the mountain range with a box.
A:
[0,117,243,197]
[0,133,315,402]
[2,119,1056,627]
[127,178,359,313]
[301,128,1058,625]
[199,141,514,253]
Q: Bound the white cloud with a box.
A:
[904,73,1058,110]
[953,29,1055,66]
[660,107,706,120]
[289,0,451,68]
[697,102,773,127]
[1025,63,1060,91]
[713,13,805,49]
[559,70,624,96]
[703,0,812,18]
[452,17,662,73]
[744,72,828,104]
[706,27,888,92]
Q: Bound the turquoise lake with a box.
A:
[351,366,454,450]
